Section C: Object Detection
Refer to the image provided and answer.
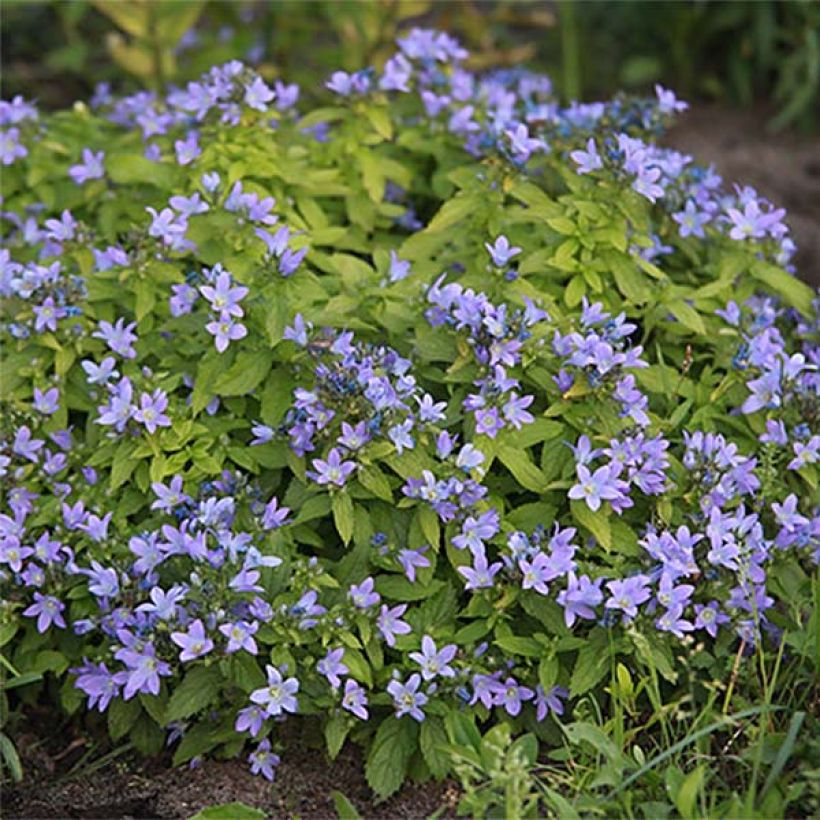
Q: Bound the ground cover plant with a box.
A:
[1,24,818,817]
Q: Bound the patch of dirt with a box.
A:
[4,714,459,820]
[665,105,820,286]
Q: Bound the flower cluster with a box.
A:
[426,273,547,438]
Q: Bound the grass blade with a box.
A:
[609,705,781,798]
[759,710,806,801]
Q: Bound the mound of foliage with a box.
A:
[1,27,817,808]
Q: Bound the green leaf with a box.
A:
[445,711,482,752]
[673,765,704,819]
[108,697,142,741]
[365,105,393,140]
[564,722,624,767]
[494,635,544,657]
[420,716,451,779]
[751,261,814,315]
[0,733,23,782]
[510,733,538,767]
[165,666,223,723]
[330,791,362,820]
[107,153,176,189]
[325,714,349,760]
[570,631,610,696]
[213,351,271,396]
[190,803,265,820]
[571,500,612,549]
[666,300,706,336]
[424,195,477,233]
[365,717,418,799]
[332,492,355,545]
[376,576,443,601]
[496,445,547,493]
[358,464,393,501]
[110,439,139,490]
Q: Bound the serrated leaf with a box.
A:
[571,500,612,549]
[365,717,418,799]
[666,300,706,335]
[420,716,451,779]
[358,464,393,501]
[165,666,223,723]
[332,492,355,545]
[325,714,349,760]
[497,445,547,493]
[213,351,271,396]
[494,635,543,657]
[570,631,610,696]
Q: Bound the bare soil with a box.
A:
[5,712,459,819]
[665,105,820,286]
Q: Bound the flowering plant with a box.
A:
[1,28,816,798]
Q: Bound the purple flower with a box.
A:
[655,84,688,114]
[23,592,66,632]
[13,426,44,462]
[134,390,172,434]
[250,665,299,716]
[283,313,310,346]
[570,138,603,174]
[349,576,380,609]
[605,575,652,620]
[409,635,457,681]
[33,386,59,414]
[519,552,552,595]
[309,448,356,487]
[73,660,122,712]
[170,193,209,217]
[248,738,280,781]
[205,316,247,353]
[317,647,348,689]
[219,620,259,654]
[388,250,411,282]
[235,704,266,737]
[136,585,186,620]
[342,679,369,720]
[387,673,428,721]
[170,619,214,662]
[82,356,119,385]
[694,601,730,638]
[397,547,430,582]
[377,603,412,646]
[500,677,534,716]
[69,148,105,184]
[45,209,77,241]
[175,131,201,165]
[278,246,308,276]
[244,77,275,111]
[673,200,710,238]
[458,550,503,590]
[557,573,604,628]
[470,673,505,709]
[506,123,545,162]
[32,297,65,333]
[534,685,568,721]
[93,318,138,359]
[655,605,694,639]
[262,496,290,529]
[485,235,521,267]
[200,270,248,318]
[151,475,190,512]
[568,464,627,512]
[118,645,171,700]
